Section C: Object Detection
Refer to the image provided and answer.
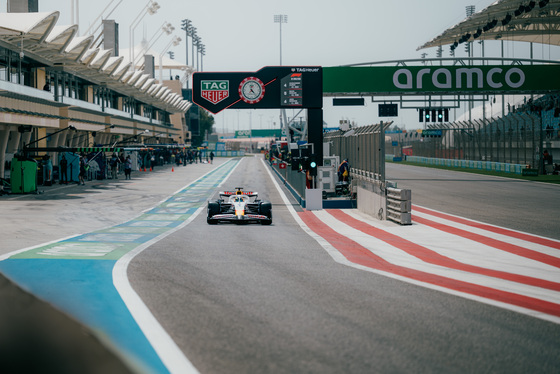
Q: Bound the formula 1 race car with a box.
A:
[207,187,272,225]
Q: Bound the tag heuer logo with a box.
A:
[201,80,229,104]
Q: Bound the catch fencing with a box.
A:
[386,106,559,174]
[324,122,392,181]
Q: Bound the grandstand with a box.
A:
[408,0,560,174]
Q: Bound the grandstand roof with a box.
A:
[418,0,560,50]
[0,11,190,113]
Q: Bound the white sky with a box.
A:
[25,0,560,131]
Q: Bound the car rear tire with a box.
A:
[259,202,272,225]
[207,201,220,225]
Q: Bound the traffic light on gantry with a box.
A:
[309,155,318,176]
[419,109,431,122]
[420,108,449,123]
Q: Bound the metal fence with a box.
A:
[324,122,392,180]
[386,110,559,173]
[268,160,307,201]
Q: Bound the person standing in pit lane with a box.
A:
[59,154,68,184]
[124,155,132,180]
[338,159,350,182]
[110,154,118,180]
[79,155,87,185]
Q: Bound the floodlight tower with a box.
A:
[181,19,192,66]
[465,5,475,59]
[274,15,289,144]
[129,0,160,69]
[273,14,287,65]
[159,36,181,82]
[466,5,475,122]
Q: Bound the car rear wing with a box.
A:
[219,191,258,198]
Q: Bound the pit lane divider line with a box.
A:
[411,211,560,268]
[343,209,560,283]
[0,158,243,374]
[410,208,560,261]
[327,209,560,292]
[314,209,560,305]
[412,205,560,250]
[262,159,560,324]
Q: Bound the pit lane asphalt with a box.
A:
[2,157,559,373]
[0,158,232,372]
[128,156,560,374]
[0,159,225,256]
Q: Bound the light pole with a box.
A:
[180,19,192,66]
[159,36,182,82]
[70,0,79,31]
[133,22,174,68]
[249,111,253,152]
[273,14,287,65]
[83,0,123,35]
[199,43,205,71]
[190,27,197,70]
[167,51,174,79]
[237,109,240,133]
[129,1,160,69]
[193,36,202,71]
[274,15,288,144]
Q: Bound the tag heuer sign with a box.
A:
[192,67,322,113]
[201,80,229,104]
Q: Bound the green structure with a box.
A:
[10,159,38,194]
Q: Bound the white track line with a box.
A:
[341,209,560,281]
[412,207,560,258]
[114,159,243,374]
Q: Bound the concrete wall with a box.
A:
[356,179,386,220]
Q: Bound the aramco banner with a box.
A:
[323,65,560,95]
[235,129,282,138]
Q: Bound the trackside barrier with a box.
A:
[386,187,412,225]
[395,155,525,175]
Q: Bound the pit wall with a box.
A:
[356,179,386,220]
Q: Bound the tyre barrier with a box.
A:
[386,187,412,225]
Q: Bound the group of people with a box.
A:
[48,149,217,186]
[172,149,214,166]
[109,154,133,180]
[58,153,132,186]
[56,153,85,185]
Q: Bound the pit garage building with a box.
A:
[0,10,192,181]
